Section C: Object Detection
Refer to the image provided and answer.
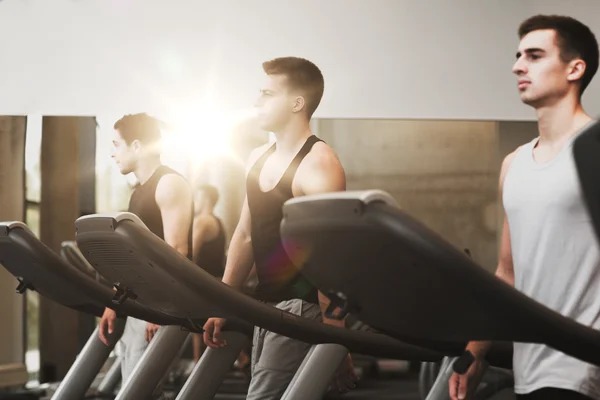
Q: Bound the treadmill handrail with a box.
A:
[0,222,187,326]
[279,192,600,368]
[284,189,399,208]
[61,241,94,270]
[76,212,148,230]
[0,221,35,236]
[75,214,443,361]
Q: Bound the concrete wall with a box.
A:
[316,119,501,271]
[315,119,540,272]
[498,121,539,159]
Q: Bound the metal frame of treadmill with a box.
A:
[0,222,125,399]
[74,212,444,399]
[279,189,600,368]
[60,240,112,288]
[75,212,441,360]
[0,221,254,400]
[573,119,600,246]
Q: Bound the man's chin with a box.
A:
[257,120,271,132]
[520,94,537,106]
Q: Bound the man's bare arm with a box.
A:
[495,212,515,286]
[143,173,193,338]
[494,150,517,287]
[155,174,194,257]
[221,196,255,289]
[465,150,517,358]
[220,145,270,289]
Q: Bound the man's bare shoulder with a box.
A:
[303,141,344,173]
[499,146,523,189]
[295,140,346,194]
[156,173,191,204]
[501,146,521,174]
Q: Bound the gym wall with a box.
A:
[0,0,599,120]
[316,118,539,273]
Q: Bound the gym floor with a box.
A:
[209,376,422,400]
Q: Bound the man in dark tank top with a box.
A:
[192,184,226,278]
[202,57,359,399]
[96,113,194,388]
[191,183,226,362]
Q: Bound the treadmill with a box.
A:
[278,190,600,377]
[0,221,252,400]
[573,119,600,246]
[60,240,112,288]
[0,222,125,399]
[59,240,123,394]
[74,212,445,400]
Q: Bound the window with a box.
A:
[95,115,134,213]
[24,116,42,383]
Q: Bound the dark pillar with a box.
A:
[39,116,97,383]
[77,118,97,350]
[0,116,28,387]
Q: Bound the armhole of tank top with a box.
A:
[249,144,276,175]
[280,136,322,186]
[502,142,529,190]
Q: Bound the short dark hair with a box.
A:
[113,113,162,146]
[518,15,599,95]
[197,184,219,207]
[262,57,325,118]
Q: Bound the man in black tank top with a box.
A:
[191,184,226,362]
[203,57,359,399]
[96,113,194,387]
[192,184,225,277]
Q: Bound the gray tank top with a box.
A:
[503,129,600,398]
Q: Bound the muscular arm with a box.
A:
[221,146,268,289]
[496,212,515,286]
[221,196,255,289]
[297,144,347,327]
[466,151,516,358]
[155,174,194,257]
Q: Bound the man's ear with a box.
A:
[131,139,142,153]
[567,58,586,83]
[292,95,306,113]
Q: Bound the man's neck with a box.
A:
[273,119,313,155]
[536,98,592,145]
[134,158,162,185]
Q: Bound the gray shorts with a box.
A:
[119,317,149,383]
[247,298,322,400]
[118,318,169,399]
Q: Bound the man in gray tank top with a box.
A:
[449,15,600,400]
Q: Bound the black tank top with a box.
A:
[247,135,322,304]
[128,165,193,260]
[193,216,226,278]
